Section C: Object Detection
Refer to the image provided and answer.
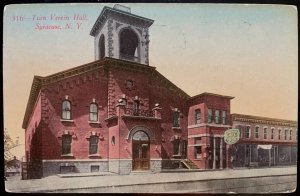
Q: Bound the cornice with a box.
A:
[231,114,297,127]
[22,57,190,129]
[90,6,154,37]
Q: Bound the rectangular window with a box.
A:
[195,109,201,124]
[255,127,259,139]
[215,110,220,124]
[235,125,242,138]
[62,135,72,155]
[222,111,227,125]
[173,111,180,127]
[195,146,202,159]
[207,109,212,123]
[245,126,251,139]
[271,128,274,140]
[263,128,267,139]
[91,165,100,173]
[89,136,99,154]
[290,130,293,140]
[284,129,288,140]
[173,139,180,155]
[278,129,281,140]
[194,137,201,144]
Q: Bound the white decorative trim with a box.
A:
[108,158,132,161]
[188,134,210,138]
[60,119,74,122]
[188,133,224,138]
[88,121,101,124]
[42,159,109,162]
[188,144,204,147]
[126,125,155,140]
[188,123,231,129]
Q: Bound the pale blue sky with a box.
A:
[3,3,298,157]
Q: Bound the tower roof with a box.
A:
[90,5,154,37]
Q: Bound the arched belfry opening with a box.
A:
[119,28,139,63]
[90,5,154,64]
[99,34,105,59]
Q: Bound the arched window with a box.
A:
[62,100,71,120]
[89,103,98,122]
[119,28,139,62]
[290,129,293,140]
[132,131,149,141]
[99,34,105,59]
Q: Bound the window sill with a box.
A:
[89,154,101,158]
[172,154,182,158]
[60,119,74,122]
[172,127,181,130]
[61,154,74,158]
[88,121,101,124]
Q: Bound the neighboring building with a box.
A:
[187,93,233,169]
[22,5,297,179]
[5,157,21,177]
[231,114,297,167]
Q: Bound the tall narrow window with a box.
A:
[255,126,259,139]
[173,111,180,127]
[133,100,139,116]
[207,109,212,123]
[245,126,251,139]
[271,128,274,140]
[263,127,267,139]
[62,100,71,120]
[290,129,293,140]
[89,135,99,155]
[89,103,98,122]
[284,129,288,140]
[173,139,180,155]
[62,134,72,155]
[278,129,281,140]
[195,109,201,124]
[222,111,227,125]
[236,125,242,138]
[99,34,105,59]
[215,110,220,124]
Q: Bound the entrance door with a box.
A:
[132,131,150,170]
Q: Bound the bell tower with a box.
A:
[90,4,154,65]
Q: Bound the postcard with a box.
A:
[4,3,297,193]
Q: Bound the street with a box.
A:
[5,166,297,193]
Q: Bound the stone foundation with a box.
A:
[150,159,162,173]
[42,159,109,177]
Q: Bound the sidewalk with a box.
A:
[5,166,297,193]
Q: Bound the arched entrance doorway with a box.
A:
[132,131,150,170]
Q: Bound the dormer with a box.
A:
[90,4,154,65]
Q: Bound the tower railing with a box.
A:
[124,107,154,118]
[120,53,139,63]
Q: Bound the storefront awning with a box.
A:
[257,144,272,150]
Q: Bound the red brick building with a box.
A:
[231,114,297,167]
[22,5,297,179]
